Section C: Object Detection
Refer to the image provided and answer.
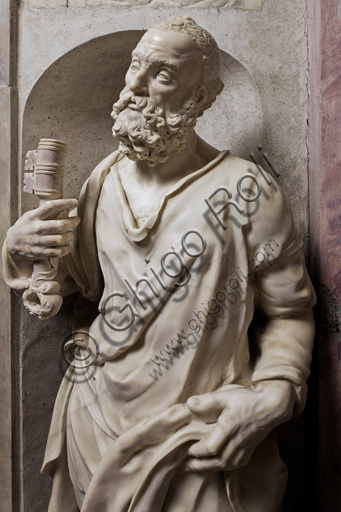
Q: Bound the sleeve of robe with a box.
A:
[245,167,316,416]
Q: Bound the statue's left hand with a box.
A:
[185,380,295,472]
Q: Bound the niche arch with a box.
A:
[22,30,262,205]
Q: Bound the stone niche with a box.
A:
[15,1,310,510]
[22,31,261,206]
[21,32,261,510]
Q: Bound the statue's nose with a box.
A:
[128,70,149,96]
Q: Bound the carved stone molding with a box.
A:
[31,0,262,10]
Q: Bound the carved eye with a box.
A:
[156,70,173,83]
[130,60,141,72]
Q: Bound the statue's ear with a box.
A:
[196,86,207,107]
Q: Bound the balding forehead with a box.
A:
[139,27,203,56]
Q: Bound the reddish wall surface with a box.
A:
[320,1,341,301]
[307,1,341,510]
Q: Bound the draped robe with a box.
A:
[3,150,316,512]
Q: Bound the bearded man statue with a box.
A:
[3,15,315,512]
[112,86,201,166]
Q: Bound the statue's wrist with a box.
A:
[4,239,34,277]
[6,227,24,260]
[252,379,296,424]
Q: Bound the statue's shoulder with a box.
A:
[89,150,123,182]
[219,152,263,178]
[216,151,291,222]
[79,151,123,201]
[211,151,272,189]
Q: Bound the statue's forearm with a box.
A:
[251,310,315,415]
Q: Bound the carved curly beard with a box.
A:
[111,87,200,167]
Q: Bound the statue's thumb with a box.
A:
[187,394,221,414]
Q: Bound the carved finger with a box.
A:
[211,432,256,470]
[40,245,72,258]
[32,199,78,220]
[187,392,227,415]
[214,445,254,471]
[40,232,74,247]
[37,217,80,235]
[187,410,234,457]
[185,454,225,472]
[185,445,253,472]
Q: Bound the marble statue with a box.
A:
[3,16,316,512]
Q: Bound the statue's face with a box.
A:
[124,28,204,117]
[111,28,205,166]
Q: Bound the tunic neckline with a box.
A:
[110,150,230,242]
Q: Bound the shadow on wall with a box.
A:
[19,31,262,512]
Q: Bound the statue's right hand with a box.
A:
[6,198,80,262]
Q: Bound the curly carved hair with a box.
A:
[154,16,224,117]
